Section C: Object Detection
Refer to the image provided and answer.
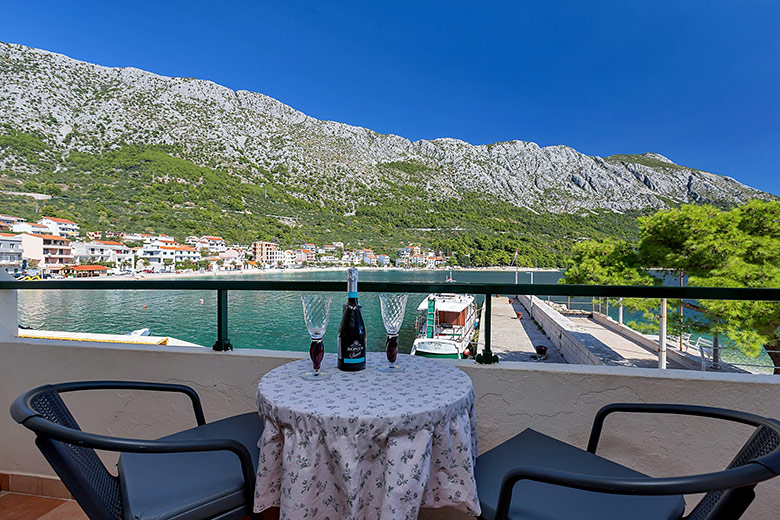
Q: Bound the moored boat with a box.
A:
[411,293,477,359]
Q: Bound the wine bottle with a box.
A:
[337,267,366,371]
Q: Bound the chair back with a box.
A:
[686,425,780,520]
[11,385,124,520]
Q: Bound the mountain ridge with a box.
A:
[0,41,775,266]
[0,40,772,215]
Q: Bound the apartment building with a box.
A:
[252,241,284,265]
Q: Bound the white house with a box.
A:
[38,216,80,237]
[123,233,156,243]
[72,240,133,267]
[0,214,25,232]
[198,236,227,253]
[135,241,196,271]
[160,245,201,265]
[0,233,23,272]
[12,222,49,235]
[135,242,165,271]
[219,249,244,269]
[294,249,316,264]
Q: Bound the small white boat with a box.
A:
[411,293,477,359]
[126,328,151,337]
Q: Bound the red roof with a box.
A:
[42,216,78,225]
[71,265,109,271]
[203,236,224,241]
[97,240,124,246]
[0,232,20,237]
[29,234,71,243]
[0,213,25,221]
[161,245,197,251]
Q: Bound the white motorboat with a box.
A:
[411,293,477,359]
[126,328,151,337]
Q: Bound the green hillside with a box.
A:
[0,127,644,267]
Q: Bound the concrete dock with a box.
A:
[478,295,689,369]
[477,296,565,363]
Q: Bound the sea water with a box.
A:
[17,269,562,353]
[16,268,773,372]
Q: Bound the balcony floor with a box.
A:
[0,491,87,519]
[0,490,259,519]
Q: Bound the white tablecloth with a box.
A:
[254,352,480,520]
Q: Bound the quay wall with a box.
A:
[516,295,605,365]
[3,338,780,518]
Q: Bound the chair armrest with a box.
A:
[22,416,255,507]
[586,403,776,454]
[494,463,773,520]
[30,381,206,426]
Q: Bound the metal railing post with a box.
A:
[658,298,667,369]
[712,333,720,370]
[476,294,498,364]
[213,289,232,351]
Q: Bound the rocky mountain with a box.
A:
[0,41,771,215]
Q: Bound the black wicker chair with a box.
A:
[10,381,264,520]
[476,403,780,520]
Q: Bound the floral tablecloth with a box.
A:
[254,352,480,520]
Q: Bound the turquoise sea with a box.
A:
[17,269,563,354]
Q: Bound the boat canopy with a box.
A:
[416,294,473,313]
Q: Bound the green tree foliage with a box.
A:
[561,201,780,372]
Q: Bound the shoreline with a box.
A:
[123,265,561,280]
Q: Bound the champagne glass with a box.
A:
[378,293,409,372]
[301,294,333,380]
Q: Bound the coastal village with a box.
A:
[0,212,447,277]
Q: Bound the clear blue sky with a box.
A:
[2,1,778,195]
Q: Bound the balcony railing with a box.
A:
[3,278,780,366]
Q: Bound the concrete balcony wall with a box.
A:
[2,337,780,518]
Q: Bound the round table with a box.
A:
[254,352,480,520]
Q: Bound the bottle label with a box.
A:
[348,291,357,298]
[344,339,364,362]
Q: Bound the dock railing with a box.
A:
[1,278,780,367]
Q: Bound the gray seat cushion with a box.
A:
[476,428,686,520]
[118,412,263,520]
